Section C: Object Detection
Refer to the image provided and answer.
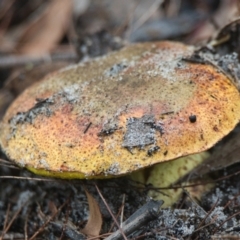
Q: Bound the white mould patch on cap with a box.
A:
[104,162,120,175]
[39,159,50,170]
[61,84,81,103]
[157,59,187,81]
[123,115,156,149]
[18,159,26,167]
[104,60,136,78]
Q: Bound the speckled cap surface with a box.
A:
[1,41,240,179]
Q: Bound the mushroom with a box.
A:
[0,41,240,180]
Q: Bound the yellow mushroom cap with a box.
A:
[1,41,240,179]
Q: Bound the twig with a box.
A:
[212,210,240,235]
[127,0,164,36]
[108,197,125,233]
[0,52,78,69]
[105,200,163,240]
[2,204,10,232]
[24,213,29,240]
[94,184,128,240]
[0,176,55,181]
[212,234,240,240]
[193,198,219,237]
[129,168,240,191]
[0,203,24,240]
[120,194,126,228]
[223,192,240,209]
[0,158,14,164]
[60,199,71,240]
[50,221,85,240]
[0,163,20,169]
[29,199,69,240]
[83,122,92,134]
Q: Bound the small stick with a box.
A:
[212,210,240,235]
[0,52,78,69]
[0,176,55,181]
[0,203,24,240]
[51,221,85,240]
[95,184,128,240]
[120,194,126,227]
[29,199,69,240]
[83,122,92,134]
[195,198,219,232]
[105,199,163,240]
[24,213,29,240]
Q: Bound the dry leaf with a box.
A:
[0,62,68,119]
[16,0,73,56]
[81,189,102,238]
[48,201,58,216]
[5,62,69,96]
[188,0,238,44]
[0,89,14,120]
[193,131,240,176]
